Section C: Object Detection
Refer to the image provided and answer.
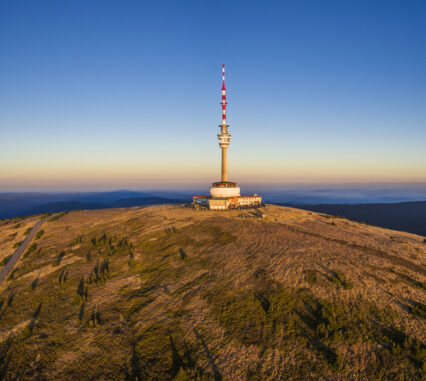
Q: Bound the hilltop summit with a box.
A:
[0,205,424,380]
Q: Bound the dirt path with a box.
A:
[0,217,48,286]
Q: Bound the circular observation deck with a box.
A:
[210,182,240,198]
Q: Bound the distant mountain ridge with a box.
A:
[22,202,108,215]
[19,197,187,216]
[0,191,190,219]
[282,201,426,236]
[110,197,184,207]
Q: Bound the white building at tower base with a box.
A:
[193,182,262,210]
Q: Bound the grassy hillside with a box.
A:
[0,205,425,380]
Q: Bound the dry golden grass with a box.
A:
[0,204,424,380]
[0,215,40,265]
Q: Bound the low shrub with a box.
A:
[179,248,187,260]
[58,269,68,285]
[52,250,65,266]
[34,230,44,240]
[0,255,12,267]
[48,212,68,222]
[327,271,353,290]
[23,243,37,258]
[13,241,22,249]
[76,277,88,302]
[89,305,102,327]
[21,325,32,338]
[410,302,426,319]
[304,270,318,285]
[88,259,110,284]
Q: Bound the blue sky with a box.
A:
[1,0,425,191]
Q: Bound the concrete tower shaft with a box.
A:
[218,63,231,182]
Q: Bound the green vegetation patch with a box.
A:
[52,250,66,266]
[23,227,32,236]
[0,277,97,378]
[88,233,134,258]
[13,241,22,249]
[23,243,37,259]
[88,259,110,284]
[410,302,426,319]
[133,222,236,293]
[135,319,210,379]
[203,224,237,244]
[0,254,12,267]
[171,272,214,298]
[304,269,318,285]
[34,230,44,240]
[326,270,353,290]
[48,211,68,222]
[208,268,424,377]
[366,338,425,380]
[139,223,236,254]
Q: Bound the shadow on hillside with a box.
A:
[179,248,187,260]
[58,269,68,284]
[193,327,222,380]
[295,309,339,367]
[31,272,40,290]
[125,335,148,381]
[7,289,16,307]
[28,302,42,335]
[78,302,85,325]
[55,250,66,266]
[0,335,13,379]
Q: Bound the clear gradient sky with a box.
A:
[1,0,425,191]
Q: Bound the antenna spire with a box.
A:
[218,64,231,182]
[221,63,227,125]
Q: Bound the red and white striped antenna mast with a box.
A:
[221,63,227,125]
[218,63,231,182]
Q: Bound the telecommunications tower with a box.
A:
[192,64,262,210]
[218,64,231,182]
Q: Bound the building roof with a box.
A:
[194,195,262,200]
[229,196,262,201]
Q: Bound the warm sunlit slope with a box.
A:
[0,204,425,380]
